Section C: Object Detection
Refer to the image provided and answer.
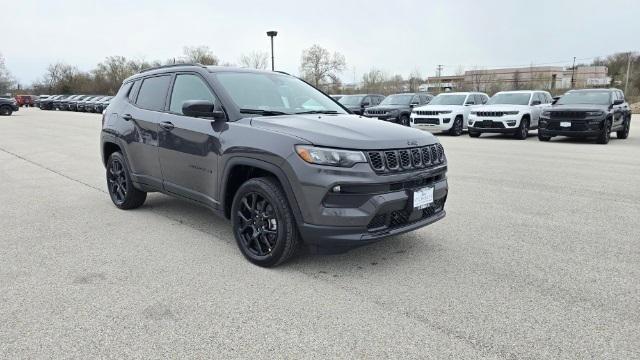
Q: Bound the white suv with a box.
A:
[467,90,553,140]
[410,92,489,136]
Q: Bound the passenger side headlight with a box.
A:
[295,145,367,167]
[503,111,519,115]
[586,111,604,116]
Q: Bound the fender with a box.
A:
[220,156,304,225]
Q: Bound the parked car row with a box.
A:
[39,94,113,113]
[353,88,631,145]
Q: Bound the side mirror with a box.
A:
[612,99,624,105]
[531,100,541,106]
[410,102,419,108]
[361,102,370,107]
[182,100,226,120]
[465,102,475,106]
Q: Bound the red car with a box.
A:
[15,95,34,107]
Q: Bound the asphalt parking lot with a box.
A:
[1,108,639,359]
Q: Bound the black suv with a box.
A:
[364,93,433,126]
[0,97,19,116]
[100,64,449,267]
[338,94,385,115]
[539,88,631,144]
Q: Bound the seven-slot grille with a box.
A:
[366,110,387,116]
[476,111,504,117]
[367,144,445,173]
[416,110,444,116]
[550,111,587,119]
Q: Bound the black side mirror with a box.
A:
[410,102,419,108]
[182,100,226,120]
[531,100,541,106]
[465,102,475,106]
[612,99,624,105]
[361,102,370,107]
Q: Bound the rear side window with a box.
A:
[169,74,216,114]
[136,75,172,111]
[127,80,141,102]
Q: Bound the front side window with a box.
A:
[135,75,172,111]
[214,72,346,115]
[487,92,532,106]
[169,74,216,114]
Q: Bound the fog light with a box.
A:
[332,185,341,193]
[507,121,517,127]
[443,118,450,123]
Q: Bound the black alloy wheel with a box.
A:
[0,106,12,116]
[597,119,612,144]
[106,152,146,209]
[449,116,463,136]
[617,117,630,139]
[236,192,279,258]
[515,118,529,140]
[400,115,410,127]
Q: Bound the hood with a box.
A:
[548,104,608,111]
[473,104,531,112]
[414,104,465,112]
[366,104,410,112]
[250,114,438,150]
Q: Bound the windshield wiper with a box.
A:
[240,109,290,116]
[294,110,339,115]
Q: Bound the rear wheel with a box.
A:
[617,116,630,139]
[0,106,12,116]
[231,177,299,267]
[514,117,529,140]
[596,118,612,144]
[106,152,147,209]
[448,116,463,136]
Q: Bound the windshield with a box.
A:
[428,94,466,106]
[380,94,413,105]
[487,93,531,105]
[338,95,364,106]
[214,72,347,116]
[557,91,611,105]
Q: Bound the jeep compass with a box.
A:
[100,64,448,267]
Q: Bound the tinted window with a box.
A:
[617,91,624,101]
[169,74,215,114]
[135,75,172,111]
[127,81,140,103]
[557,91,611,105]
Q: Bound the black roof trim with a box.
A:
[139,63,207,73]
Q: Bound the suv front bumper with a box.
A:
[539,118,604,137]
[468,115,521,133]
[410,114,455,131]
[288,158,448,250]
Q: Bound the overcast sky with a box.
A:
[3,0,639,85]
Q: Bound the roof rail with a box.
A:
[275,70,291,76]
[139,63,207,73]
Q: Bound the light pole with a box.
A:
[266,31,278,71]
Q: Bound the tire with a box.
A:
[617,116,630,139]
[538,132,551,142]
[514,117,529,140]
[596,118,612,144]
[0,106,12,116]
[231,177,299,267]
[106,152,146,209]
[448,116,463,136]
[400,115,410,127]
[469,130,481,138]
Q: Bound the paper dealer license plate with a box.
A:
[560,121,571,127]
[413,187,434,209]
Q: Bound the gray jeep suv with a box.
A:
[100,64,448,267]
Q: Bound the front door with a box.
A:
[158,73,223,209]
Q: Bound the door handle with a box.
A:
[160,121,175,131]
[122,113,133,121]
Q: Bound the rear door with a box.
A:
[125,75,172,187]
[158,72,223,209]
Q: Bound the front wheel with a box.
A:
[231,177,299,267]
[106,152,147,209]
[400,115,410,127]
[596,119,612,144]
[0,106,12,116]
[448,116,463,136]
[514,118,529,140]
[538,132,551,142]
[617,116,630,139]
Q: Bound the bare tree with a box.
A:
[239,51,269,70]
[300,45,346,89]
[0,53,16,94]
[362,68,387,93]
[182,46,219,65]
[408,68,422,92]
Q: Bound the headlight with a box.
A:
[503,111,519,115]
[586,111,604,117]
[542,111,551,117]
[295,145,367,167]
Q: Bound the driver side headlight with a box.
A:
[295,145,367,167]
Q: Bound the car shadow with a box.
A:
[137,193,432,270]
